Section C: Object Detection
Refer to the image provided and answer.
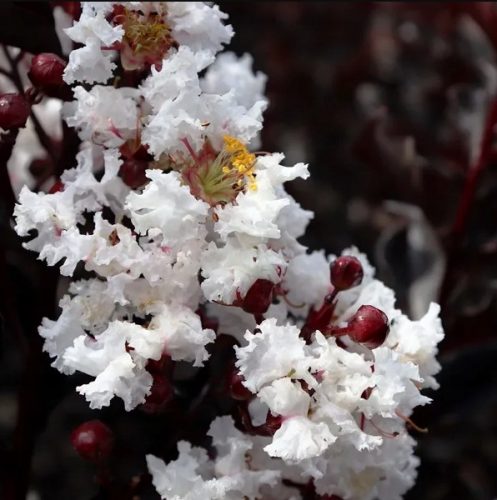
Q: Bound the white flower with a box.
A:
[64,86,139,148]
[264,417,336,461]
[126,169,209,249]
[200,238,286,304]
[201,52,267,110]
[387,303,444,389]
[214,170,290,240]
[148,303,215,367]
[258,377,310,418]
[141,46,214,113]
[359,347,431,419]
[63,2,122,84]
[167,2,234,56]
[282,251,332,316]
[14,4,447,498]
[64,38,118,85]
[147,416,280,500]
[62,321,154,410]
[235,319,311,393]
[269,190,314,257]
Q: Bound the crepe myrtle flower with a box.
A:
[13,2,444,499]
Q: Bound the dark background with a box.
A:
[1,2,497,499]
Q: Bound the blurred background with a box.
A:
[1,2,497,499]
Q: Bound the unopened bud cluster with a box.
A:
[13,3,444,499]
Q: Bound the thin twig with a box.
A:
[439,94,497,307]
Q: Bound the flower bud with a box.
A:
[0,93,30,129]
[242,279,275,315]
[330,256,363,291]
[140,373,173,414]
[48,180,64,194]
[346,305,389,349]
[119,158,149,189]
[70,420,114,463]
[28,53,66,89]
[227,366,252,401]
[324,305,389,348]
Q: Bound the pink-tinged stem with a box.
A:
[180,137,199,164]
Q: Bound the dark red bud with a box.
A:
[29,53,66,89]
[301,293,336,343]
[242,279,275,315]
[0,93,30,129]
[146,353,173,375]
[256,413,283,436]
[227,367,252,401]
[29,157,52,178]
[119,158,149,189]
[347,305,389,349]
[70,420,114,463]
[140,374,173,414]
[48,179,64,194]
[330,256,363,291]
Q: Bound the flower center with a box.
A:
[179,136,257,206]
[113,6,177,70]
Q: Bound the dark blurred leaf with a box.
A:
[0,3,62,56]
[375,201,445,318]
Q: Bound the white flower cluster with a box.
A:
[13,2,444,499]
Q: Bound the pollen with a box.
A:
[222,135,257,189]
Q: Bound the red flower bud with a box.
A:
[347,305,389,348]
[242,279,275,315]
[140,374,173,414]
[70,420,114,463]
[0,93,30,129]
[119,158,149,189]
[326,305,389,349]
[330,256,363,291]
[29,53,66,90]
[48,179,64,194]
[301,293,336,342]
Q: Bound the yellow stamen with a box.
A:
[222,135,257,189]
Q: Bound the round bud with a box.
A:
[227,367,252,401]
[70,420,114,463]
[330,256,363,291]
[119,158,149,189]
[348,305,389,349]
[29,157,51,178]
[140,374,173,414]
[29,53,66,89]
[242,279,274,315]
[0,93,30,129]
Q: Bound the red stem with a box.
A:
[439,94,497,307]
[450,96,497,240]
